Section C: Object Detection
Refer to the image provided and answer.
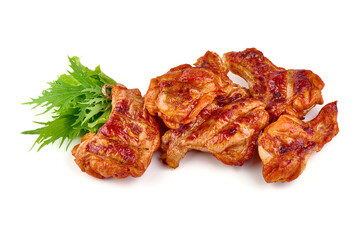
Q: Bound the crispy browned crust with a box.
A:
[161,86,269,168]
[144,51,233,129]
[72,84,161,179]
[258,101,339,183]
[223,48,324,122]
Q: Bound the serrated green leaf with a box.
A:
[22,56,117,151]
[81,103,108,125]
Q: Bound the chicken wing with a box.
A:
[72,84,161,179]
[144,51,233,129]
[258,101,339,183]
[223,48,324,122]
[161,85,269,168]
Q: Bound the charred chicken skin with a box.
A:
[223,48,324,122]
[72,84,161,179]
[144,51,233,129]
[161,86,269,168]
[258,101,339,183]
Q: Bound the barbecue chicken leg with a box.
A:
[72,84,161,179]
[258,101,339,183]
[161,86,269,168]
[145,51,233,129]
[223,48,324,122]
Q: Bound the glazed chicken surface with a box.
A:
[161,85,269,168]
[258,101,339,183]
[223,48,324,122]
[72,84,161,179]
[144,51,233,129]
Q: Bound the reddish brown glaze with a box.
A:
[293,70,312,95]
[258,101,339,183]
[223,48,324,122]
[144,51,233,129]
[114,99,130,114]
[161,86,269,168]
[72,84,161,179]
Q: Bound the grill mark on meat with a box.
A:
[278,141,317,155]
[87,139,137,165]
[114,99,130,114]
[129,122,143,135]
[99,115,131,141]
[293,70,312,95]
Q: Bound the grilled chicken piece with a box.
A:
[161,86,269,168]
[72,84,161,179]
[144,51,233,129]
[258,101,339,183]
[223,48,324,122]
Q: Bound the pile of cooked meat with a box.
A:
[72,48,339,183]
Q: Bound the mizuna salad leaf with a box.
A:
[22,56,117,151]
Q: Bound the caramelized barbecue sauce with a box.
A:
[293,70,312,95]
[99,114,131,142]
[86,139,137,165]
[278,140,317,155]
[268,70,287,102]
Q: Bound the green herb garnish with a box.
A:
[22,56,117,151]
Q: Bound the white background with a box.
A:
[1,0,359,239]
